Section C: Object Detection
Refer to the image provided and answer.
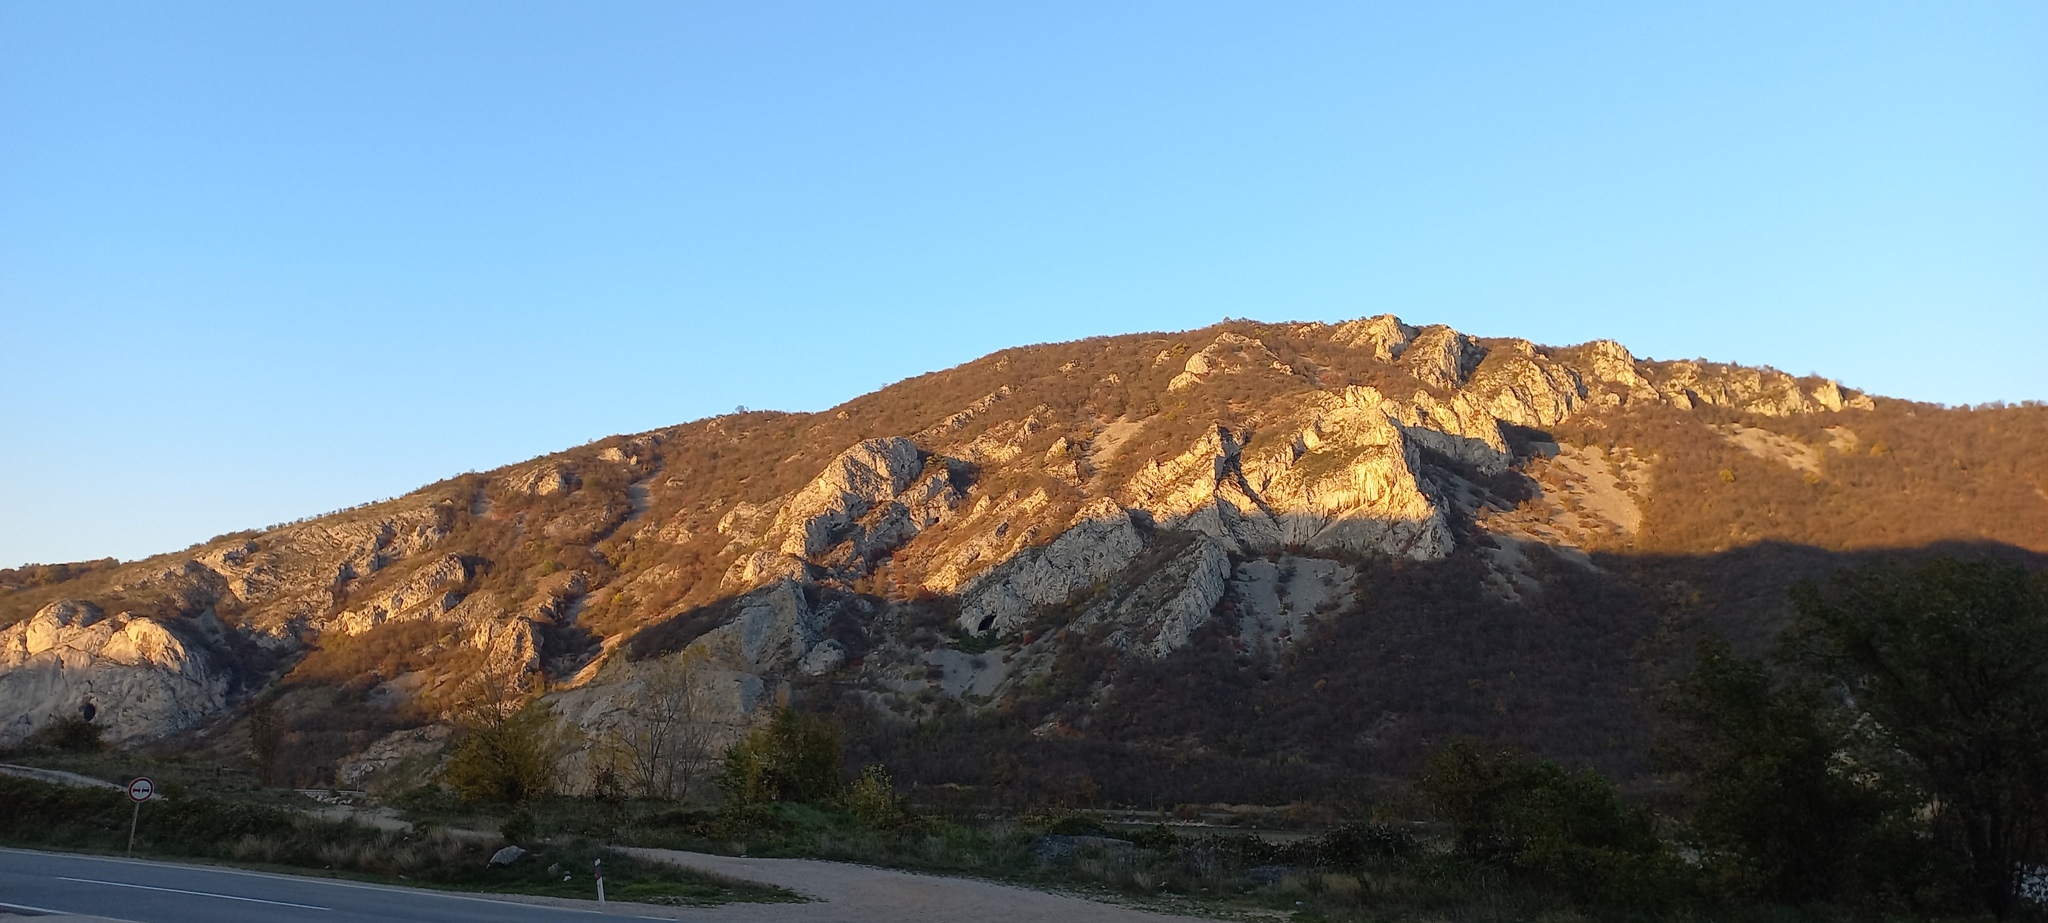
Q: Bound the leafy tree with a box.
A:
[24,716,103,754]
[444,700,575,804]
[1416,740,1675,907]
[1785,556,2048,917]
[1417,740,1547,862]
[1663,636,1911,905]
[846,764,903,828]
[246,698,283,786]
[718,708,842,809]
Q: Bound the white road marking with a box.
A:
[0,898,147,922]
[57,876,331,910]
[4,848,680,919]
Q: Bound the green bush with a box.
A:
[1784,556,2048,917]
[499,807,537,844]
[444,701,575,804]
[1664,636,1912,906]
[846,764,905,829]
[718,708,842,810]
[24,717,104,754]
[1417,740,1681,908]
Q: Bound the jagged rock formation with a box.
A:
[9,311,2029,798]
[1168,332,1295,391]
[955,499,1148,636]
[0,600,228,745]
[727,437,963,588]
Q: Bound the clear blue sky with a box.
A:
[2,2,2043,569]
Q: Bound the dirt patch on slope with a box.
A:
[1717,423,1822,474]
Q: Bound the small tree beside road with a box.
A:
[602,654,718,800]
[445,698,577,804]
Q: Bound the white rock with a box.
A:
[1470,351,1587,428]
[1168,333,1293,391]
[957,499,1146,635]
[691,579,828,671]
[798,639,848,676]
[1401,326,1485,391]
[1125,402,1453,561]
[0,602,228,747]
[1137,537,1233,657]
[774,438,925,557]
[1329,314,1417,360]
[1579,340,1646,388]
[506,463,579,496]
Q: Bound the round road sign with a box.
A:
[126,777,154,802]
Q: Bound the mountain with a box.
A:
[5,315,2045,803]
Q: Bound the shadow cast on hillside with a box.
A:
[609,536,2045,810]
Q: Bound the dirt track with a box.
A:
[621,847,1217,922]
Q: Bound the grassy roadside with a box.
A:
[2,766,1970,922]
[438,796,1965,923]
[0,775,798,907]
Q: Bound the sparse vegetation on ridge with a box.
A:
[4,315,2047,919]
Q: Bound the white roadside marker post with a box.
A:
[595,857,605,907]
[124,777,154,856]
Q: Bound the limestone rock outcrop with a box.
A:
[0,310,1895,760]
[506,463,579,497]
[0,600,229,746]
[1168,333,1294,391]
[721,437,965,589]
[335,553,471,635]
[1120,393,1452,561]
[1329,314,1416,360]
[694,580,830,672]
[775,438,925,558]
[1092,535,1233,659]
[956,499,1146,635]
[1468,346,1588,428]
[1403,326,1486,392]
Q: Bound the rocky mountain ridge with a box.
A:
[5,314,2041,800]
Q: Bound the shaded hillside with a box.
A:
[3,314,2044,801]
[833,539,2046,809]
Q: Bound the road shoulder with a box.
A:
[622,846,1218,923]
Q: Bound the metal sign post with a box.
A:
[124,777,154,856]
[594,857,605,906]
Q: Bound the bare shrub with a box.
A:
[316,842,355,867]
[229,834,282,862]
[1320,872,1363,904]
[599,654,717,800]
[385,845,423,873]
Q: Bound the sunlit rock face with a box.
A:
[0,312,1892,766]
[0,600,228,746]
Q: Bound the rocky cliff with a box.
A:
[4,314,2041,798]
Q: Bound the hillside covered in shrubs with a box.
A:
[3,313,2044,830]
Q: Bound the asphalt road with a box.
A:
[0,848,674,923]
